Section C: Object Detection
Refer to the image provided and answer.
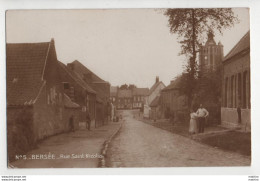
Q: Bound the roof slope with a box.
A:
[58,61,96,94]
[133,88,149,96]
[224,31,250,61]
[149,81,165,95]
[118,90,132,98]
[6,42,51,106]
[162,77,182,91]
[70,60,107,83]
[150,96,160,107]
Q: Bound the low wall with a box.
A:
[7,106,34,162]
[221,107,251,131]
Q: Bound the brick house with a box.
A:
[117,90,133,109]
[221,31,250,130]
[66,60,111,124]
[6,39,80,161]
[132,88,149,110]
[58,61,100,128]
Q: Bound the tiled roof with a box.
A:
[150,96,160,107]
[132,88,149,96]
[70,60,107,83]
[58,61,96,94]
[224,31,250,61]
[118,90,132,98]
[162,77,182,91]
[110,86,118,97]
[149,81,165,95]
[6,42,51,106]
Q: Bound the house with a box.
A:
[66,60,111,124]
[117,90,132,109]
[161,77,188,120]
[58,61,101,128]
[6,39,80,161]
[132,88,149,110]
[148,76,166,105]
[110,86,118,105]
[143,76,165,118]
[221,31,250,130]
[149,96,162,120]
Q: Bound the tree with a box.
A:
[128,84,137,90]
[164,8,238,107]
[119,84,128,90]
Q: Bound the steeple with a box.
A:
[205,30,216,46]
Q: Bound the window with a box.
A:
[224,77,228,107]
[63,82,70,89]
[238,73,242,106]
[231,75,234,108]
[243,71,247,108]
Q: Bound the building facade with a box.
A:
[161,78,188,120]
[6,39,81,161]
[117,90,133,109]
[132,88,149,109]
[221,31,250,130]
[147,76,166,106]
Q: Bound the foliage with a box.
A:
[164,8,238,107]
[119,84,137,90]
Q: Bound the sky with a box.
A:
[6,8,249,88]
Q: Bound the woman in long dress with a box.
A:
[189,109,198,134]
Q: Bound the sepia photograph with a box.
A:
[5,8,251,169]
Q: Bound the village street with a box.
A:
[106,110,251,167]
[9,121,121,168]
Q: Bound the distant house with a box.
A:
[149,96,162,120]
[66,60,111,124]
[221,31,250,130]
[110,86,118,105]
[143,76,165,118]
[148,76,166,105]
[161,77,188,119]
[132,88,149,109]
[117,90,132,109]
[6,39,80,160]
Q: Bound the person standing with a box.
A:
[189,109,198,134]
[196,104,209,133]
[86,107,91,131]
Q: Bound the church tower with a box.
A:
[199,31,224,72]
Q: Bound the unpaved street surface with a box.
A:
[10,121,121,168]
[106,110,251,167]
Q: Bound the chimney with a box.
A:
[67,63,75,71]
[83,73,92,83]
[156,76,159,83]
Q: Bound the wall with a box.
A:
[221,52,250,130]
[161,89,188,119]
[148,83,165,105]
[7,106,34,161]
[63,107,81,131]
[221,107,250,131]
[33,84,64,140]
